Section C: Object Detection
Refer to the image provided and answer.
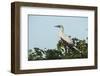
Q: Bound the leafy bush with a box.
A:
[28,37,88,61]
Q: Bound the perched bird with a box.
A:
[55,25,81,53]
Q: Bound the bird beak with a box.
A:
[54,25,60,28]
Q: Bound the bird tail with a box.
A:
[73,46,81,53]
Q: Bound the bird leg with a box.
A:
[66,46,69,53]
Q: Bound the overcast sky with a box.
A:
[28,15,88,49]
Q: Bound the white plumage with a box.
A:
[55,25,73,44]
[55,25,81,53]
[58,27,73,45]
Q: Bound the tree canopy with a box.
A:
[28,37,88,61]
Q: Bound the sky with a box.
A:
[28,15,88,49]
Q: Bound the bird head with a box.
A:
[54,25,63,28]
[55,25,64,32]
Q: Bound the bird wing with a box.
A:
[59,32,73,44]
[59,31,73,44]
[62,34,73,44]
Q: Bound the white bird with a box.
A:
[55,25,81,53]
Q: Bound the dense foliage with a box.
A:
[28,37,88,61]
